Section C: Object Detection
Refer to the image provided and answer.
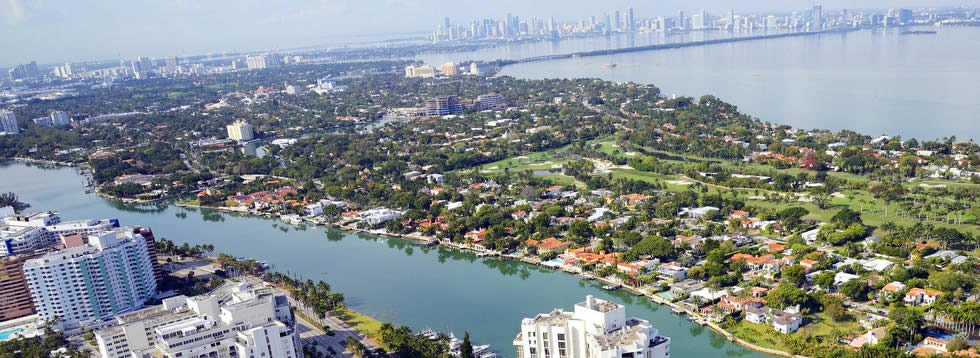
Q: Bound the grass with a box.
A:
[473,144,572,173]
[727,320,791,352]
[333,308,390,350]
[727,312,864,353]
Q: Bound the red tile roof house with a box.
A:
[730,210,750,219]
[904,288,943,306]
[799,259,819,272]
[525,237,573,254]
[879,281,907,301]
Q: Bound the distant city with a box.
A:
[2,6,978,89]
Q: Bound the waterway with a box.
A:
[419,27,980,141]
[0,160,768,357]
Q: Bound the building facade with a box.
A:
[50,111,70,126]
[227,120,254,141]
[515,296,670,358]
[0,110,18,134]
[0,253,41,322]
[95,280,299,358]
[22,230,158,328]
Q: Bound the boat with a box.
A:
[602,284,621,291]
[579,273,595,280]
[419,329,497,358]
[602,63,617,69]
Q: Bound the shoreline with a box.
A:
[179,202,802,358]
[8,158,804,357]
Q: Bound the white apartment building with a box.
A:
[0,109,19,134]
[515,296,670,358]
[51,111,70,126]
[227,120,254,142]
[22,230,158,328]
[1,211,121,256]
[95,280,299,358]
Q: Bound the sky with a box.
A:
[2,0,978,67]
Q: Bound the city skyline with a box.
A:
[2,0,978,67]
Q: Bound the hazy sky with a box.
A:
[3,0,978,67]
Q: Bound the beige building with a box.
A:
[226,120,254,141]
[405,65,436,78]
[440,62,459,76]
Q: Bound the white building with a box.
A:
[95,279,299,358]
[358,207,404,225]
[22,230,158,328]
[0,109,19,134]
[50,111,70,126]
[226,120,254,141]
[514,295,670,358]
[405,65,436,78]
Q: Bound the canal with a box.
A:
[1,160,768,357]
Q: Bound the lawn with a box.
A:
[474,144,571,173]
[727,320,791,352]
[333,308,389,350]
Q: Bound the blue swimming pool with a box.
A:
[0,328,23,341]
[659,292,675,299]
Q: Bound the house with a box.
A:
[771,309,803,333]
[879,281,907,300]
[681,206,719,219]
[729,253,775,269]
[657,264,688,281]
[861,259,895,272]
[730,210,750,219]
[669,279,704,296]
[799,259,819,272]
[750,287,769,298]
[303,203,323,216]
[848,327,888,349]
[745,306,802,333]
[617,263,643,275]
[834,272,861,287]
[543,185,563,197]
[764,259,789,273]
[620,194,652,207]
[904,288,943,306]
[427,174,444,184]
[766,243,787,252]
[801,228,820,243]
[526,237,573,254]
[511,210,528,220]
[672,235,702,253]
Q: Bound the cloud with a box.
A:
[3,0,25,25]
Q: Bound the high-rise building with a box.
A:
[627,8,635,31]
[7,61,39,82]
[405,65,436,78]
[897,8,912,24]
[0,253,41,322]
[50,111,70,126]
[23,230,158,328]
[0,110,18,134]
[425,95,461,116]
[439,62,459,76]
[95,279,300,358]
[226,120,254,142]
[477,94,506,111]
[165,56,179,74]
[678,10,685,29]
[514,296,671,358]
[131,57,150,79]
[812,5,823,30]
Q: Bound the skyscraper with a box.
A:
[131,56,150,79]
[444,16,451,30]
[813,5,823,30]
[614,10,621,30]
[627,8,635,31]
[0,110,18,134]
[227,120,255,141]
[22,230,158,328]
[165,56,179,74]
[678,10,685,29]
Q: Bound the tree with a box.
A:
[839,280,869,302]
[825,302,850,322]
[460,331,474,358]
[813,271,835,290]
[831,208,863,229]
[765,284,808,309]
[781,265,807,287]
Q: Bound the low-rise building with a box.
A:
[904,288,943,306]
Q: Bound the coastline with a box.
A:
[180,201,803,358]
[9,157,804,357]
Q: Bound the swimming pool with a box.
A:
[0,328,23,341]
[659,292,675,299]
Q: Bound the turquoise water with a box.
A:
[660,292,676,299]
[422,27,980,140]
[1,160,767,357]
[0,328,23,341]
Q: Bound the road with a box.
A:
[278,289,382,357]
